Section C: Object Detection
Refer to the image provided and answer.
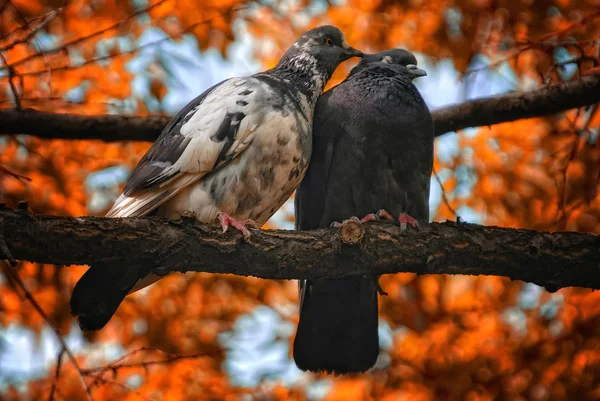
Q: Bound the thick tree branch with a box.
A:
[433,73,600,135]
[1,74,599,141]
[0,110,169,142]
[1,206,598,292]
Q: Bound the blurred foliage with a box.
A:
[1,0,600,400]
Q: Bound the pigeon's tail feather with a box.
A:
[293,275,379,374]
[70,263,148,331]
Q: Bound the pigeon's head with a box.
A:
[294,25,363,65]
[356,49,427,80]
[274,26,362,94]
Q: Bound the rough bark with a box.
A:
[1,73,599,141]
[1,205,598,292]
[432,73,600,135]
[0,110,168,142]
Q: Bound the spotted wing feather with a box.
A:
[106,77,263,218]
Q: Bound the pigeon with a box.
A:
[293,49,434,374]
[70,25,362,332]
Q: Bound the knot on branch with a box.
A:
[339,219,364,245]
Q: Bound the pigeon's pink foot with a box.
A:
[376,209,395,221]
[330,213,379,228]
[398,213,419,232]
[358,213,379,223]
[217,212,257,237]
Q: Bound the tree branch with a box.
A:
[433,72,600,135]
[0,110,170,142]
[1,206,598,293]
[1,73,599,141]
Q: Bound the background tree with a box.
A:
[0,1,599,400]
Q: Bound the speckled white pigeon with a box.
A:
[70,25,362,331]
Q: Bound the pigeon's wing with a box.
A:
[107,77,265,218]
[295,89,344,230]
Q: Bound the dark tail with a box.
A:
[70,263,148,331]
[293,275,379,374]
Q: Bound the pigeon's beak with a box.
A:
[406,64,427,78]
[342,43,363,58]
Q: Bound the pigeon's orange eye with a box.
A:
[325,37,334,46]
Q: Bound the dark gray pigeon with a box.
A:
[293,49,434,374]
[70,25,362,332]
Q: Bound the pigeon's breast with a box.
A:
[160,104,313,225]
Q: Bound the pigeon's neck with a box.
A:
[270,51,331,103]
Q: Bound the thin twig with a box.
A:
[9,135,41,157]
[0,164,32,182]
[0,6,46,42]
[432,165,458,218]
[86,351,213,374]
[82,347,165,375]
[555,102,598,227]
[0,262,94,401]
[84,346,217,393]
[85,347,161,389]
[0,7,62,52]
[462,39,596,79]
[0,51,21,109]
[14,5,249,78]
[537,10,600,41]
[48,347,66,401]
[83,347,215,400]
[4,0,58,92]
[91,377,157,401]
[557,132,581,229]
[6,0,168,69]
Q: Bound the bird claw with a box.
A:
[398,213,419,233]
[359,213,379,223]
[329,213,379,228]
[217,212,256,237]
[376,209,395,221]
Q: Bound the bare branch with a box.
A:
[5,0,167,69]
[0,51,22,109]
[82,347,218,375]
[0,6,62,52]
[90,377,155,401]
[0,109,170,141]
[1,73,598,141]
[0,261,94,401]
[0,164,32,182]
[431,73,600,135]
[432,165,458,218]
[1,206,598,293]
[5,1,249,76]
[48,347,65,401]
[3,0,57,88]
